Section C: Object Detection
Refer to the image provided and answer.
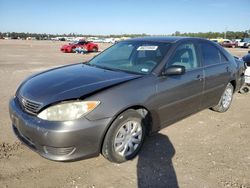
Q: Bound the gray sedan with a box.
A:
[9,37,245,163]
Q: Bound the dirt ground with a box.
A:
[0,40,249,188]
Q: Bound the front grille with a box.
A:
[17,95,42,114]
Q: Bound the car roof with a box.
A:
[125,36,204,43]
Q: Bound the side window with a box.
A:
[200,42,227,66]
[168,43,199,70]
[219,52,228,63]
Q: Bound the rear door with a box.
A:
[198,42,231,109]
[155,42,204,127]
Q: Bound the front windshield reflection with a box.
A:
[88,41,171,75]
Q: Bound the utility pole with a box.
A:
[224,27,227,39]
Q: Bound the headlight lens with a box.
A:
[37,101,100,121]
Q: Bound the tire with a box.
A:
[212,83,234,112]
[70,47,75,53]
[239,86,249,94]
[92,47,98,52]
[102,109,146,163]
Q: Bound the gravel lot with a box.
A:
[0,40,249,188]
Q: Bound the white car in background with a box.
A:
[240,51,250,93]
[237,38,250,48]
[103,38,116,43]
[87,37,105,43]
[88,37,119,44]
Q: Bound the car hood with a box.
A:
[18,64,142,107]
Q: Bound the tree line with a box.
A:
[172,30,250,39]
[0,32,149,40]
[0,30,249,40]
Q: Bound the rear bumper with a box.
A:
[9,97,112,161]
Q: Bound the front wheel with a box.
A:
[212,83,234,112]
[102,109,146,163]
[92,47,98,52]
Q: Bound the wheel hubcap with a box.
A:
[114,120,142,157]
[222,87,233,108]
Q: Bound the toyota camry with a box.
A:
[9,37,245,163]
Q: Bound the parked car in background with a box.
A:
[240,51,250,93]
[87,37,106,43]
[88,37,118,43]
[60,40,98,53]
[237,38,250,48]
[103,38,116,43]
[9,37,245,163]
[221,39,237,48]
[232,39,241,44]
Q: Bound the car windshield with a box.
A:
[87,41,171,74]
[243,38,250,42]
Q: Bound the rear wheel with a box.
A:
[102,109,146,163]
[212,83,234,112]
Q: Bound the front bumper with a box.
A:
[9,97,112,161]
[60,47,71,53]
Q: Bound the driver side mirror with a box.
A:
[162,65,186,76]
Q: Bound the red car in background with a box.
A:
[221,40,237,48]
[61,40,98,53]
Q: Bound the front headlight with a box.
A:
[37,101,100,121]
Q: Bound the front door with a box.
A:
[155,42,204,127]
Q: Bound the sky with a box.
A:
[0,0,249,35]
